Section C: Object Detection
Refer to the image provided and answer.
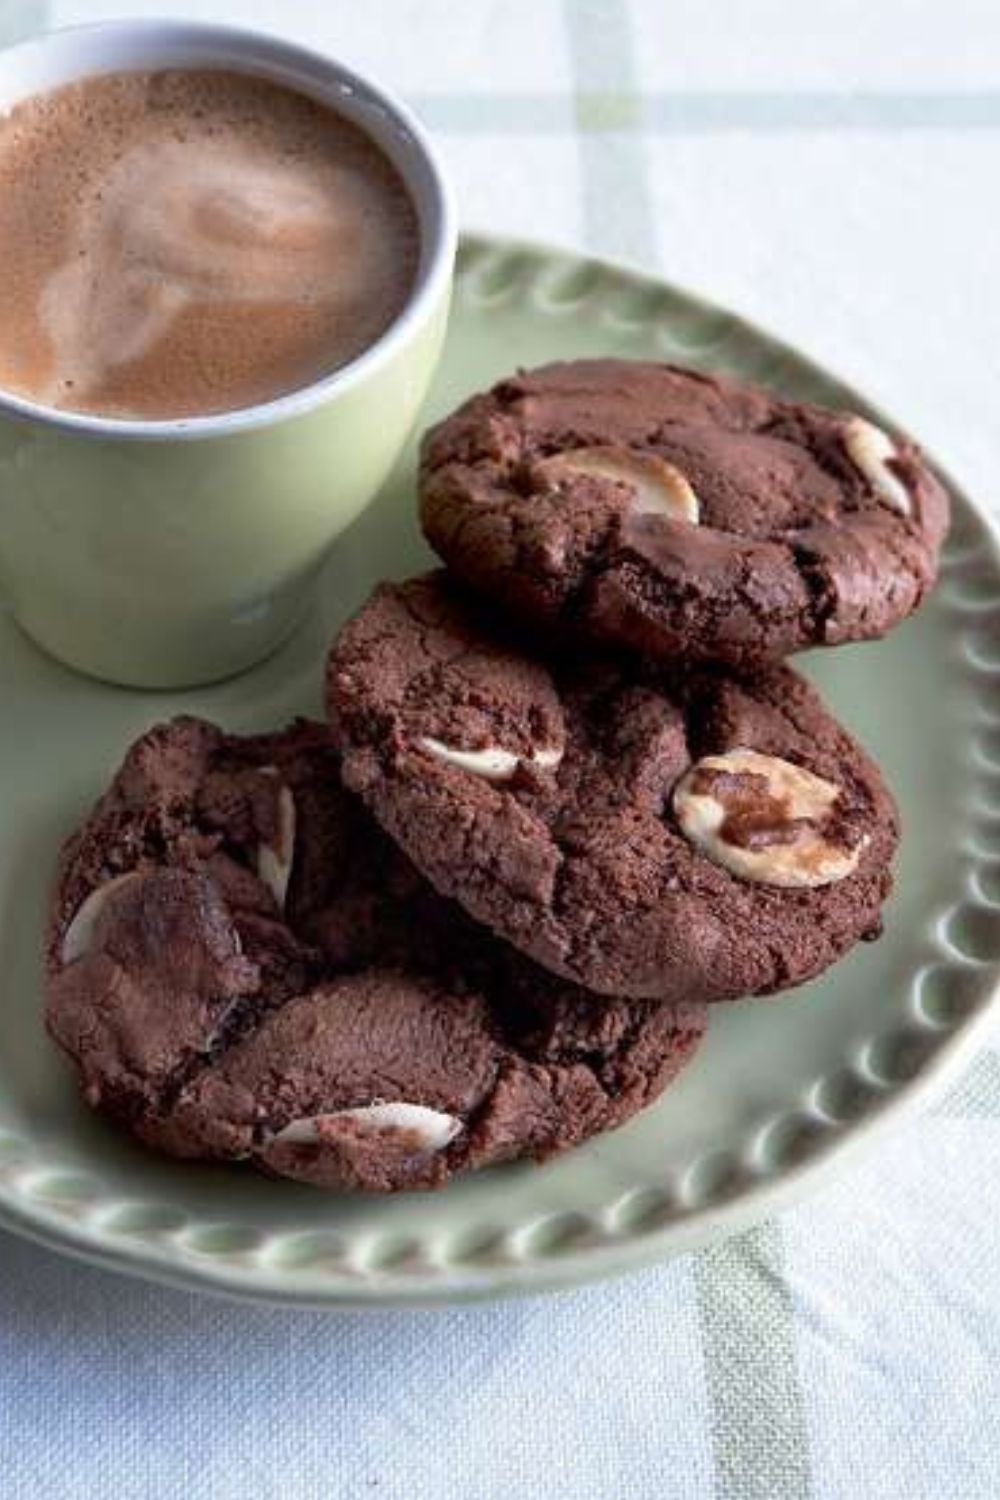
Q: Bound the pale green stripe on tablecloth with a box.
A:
[407,91,1000,135]
[561,0,657,260]
[0,1,46,43]
[695,1224,812,1500]
[561,8,813,1494]
[639,90,1000,131]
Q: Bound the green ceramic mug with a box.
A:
[0,21,456,688]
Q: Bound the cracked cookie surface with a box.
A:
[45,717,704,1191]
[327,573,898,1001]
[419,359,950,668]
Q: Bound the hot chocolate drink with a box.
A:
[0,69,420,418]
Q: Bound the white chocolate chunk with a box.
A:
[538,445,699,523]
[257,785,296,910]
[673,748,866,888]
[843,416,911,516]
[61,872,142,964]
[274,1102,462,1153]
[418,737,563,781]
[417,738,520,780]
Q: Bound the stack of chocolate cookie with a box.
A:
[45,360,949,1192]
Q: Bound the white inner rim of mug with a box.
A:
[0,20,457,442]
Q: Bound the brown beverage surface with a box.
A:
[0,70,421,419]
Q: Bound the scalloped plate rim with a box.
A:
[2,988,999,1312]
[1,228,998,1308]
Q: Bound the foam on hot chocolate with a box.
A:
[0,69,419,418]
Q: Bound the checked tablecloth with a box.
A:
[1,3,999,1497]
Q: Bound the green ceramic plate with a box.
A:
[2,233,999,1307]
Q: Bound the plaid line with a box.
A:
[407,91,1000,135]
[561,6,814,1495]
[695,1224,813,1500]
[562,0,658,261]
[638,90,1000,132]
[0,0,45,43]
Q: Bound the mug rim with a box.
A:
[0,18,457,443]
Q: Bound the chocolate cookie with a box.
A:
[45,718,704,1192]
[327,573,898,1002]
[419,359,950,668]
